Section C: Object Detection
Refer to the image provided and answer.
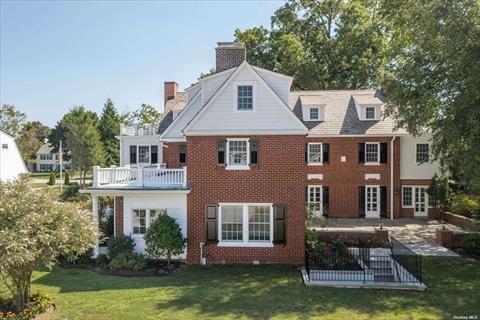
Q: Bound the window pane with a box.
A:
[365,143,378,163]
[416,144,429,163]
[221,205,243,241]
[403,187,413,206]
[133,209,147,234]
[248,206,270,241]
[138,146,150,163]
[228,140,248,165]
[309,187,322,214]
[308,144,322,163]
[309,108,319,120]
[237,85,253,110]
[366,107,375,119]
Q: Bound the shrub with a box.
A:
[109,252,147,271]
[47,171,56,186]
[107,235,135,258]
[95,254,110,269]
[61,183,80,202]
[462,233,480,256]
[451,195,480,218]
[144,211,185,266]
[64,171,70,185]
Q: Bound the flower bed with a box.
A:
[1,292,54,320]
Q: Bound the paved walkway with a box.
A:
[316,218,462,257]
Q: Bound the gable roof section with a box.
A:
[183,61,308,135]
[290,90,407,135]
[0,128,13,138]
[37,143,54,154]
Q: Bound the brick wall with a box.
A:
[186,135,306,265]
[399,179,435,218]
[215,45,245,72]
[114,196,124,237]
[163,142,185,168]
[305,136,401,218]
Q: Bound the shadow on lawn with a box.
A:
[32,258,480,319]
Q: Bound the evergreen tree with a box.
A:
[47,172,56,186]
[99,98,120,166]
[64,171,70,185]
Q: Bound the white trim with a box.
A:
[307,134,404,138]
[217,203,274,247]
[402,185,430,215]
[415,142,431,164]
[159,137,187,143]
[365,185,380,218]
[80,189,191,195]
[365,142,380,165]
[307,174,323,180]
[307,142,323,165]
[402,186,414,208]
[365,173,380,180]
[251,65,293,81]
[307,185,323,215]
[304,105,325,121]
[234,81,257,112]
[183,61,308,135]
[186,130,307,136]
[226,138,250,170]
[131,208,164,236]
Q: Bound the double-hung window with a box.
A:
[402,187,413,207]
[308,143,323,164]
[219,203,273,247]
[138,146,150,164]
[365,107,376,120]
[416,143,430,163]
[132,208,166,235]
[237,85,253,110]
[365,142,379,164]
[227,138,249,169]
[309,108,319,120]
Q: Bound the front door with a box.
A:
[365,186,380,218]
[414,187,428,217]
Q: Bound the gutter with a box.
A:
[390,136,396,220]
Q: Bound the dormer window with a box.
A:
[365,107,376,120]
[237,85,253,110]
[303,106,325,121]
[309,108,319,120]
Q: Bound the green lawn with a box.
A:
[4,257,480,319]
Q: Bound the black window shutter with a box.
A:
[380,186,387,217]
[380,143,388,163]
[358,143,365,163]
[217,140,226,165]
[305,143,308,162]
[273,205,286,244]
[322,186,329,217]
[179,143,187,164]
[250,139,259,165]
[206,204,218,242]
[323,143,329,164]
[359,186,365,216]
[151,145,158,164]
[130,145,137,164]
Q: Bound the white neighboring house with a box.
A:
[0,128,28,182]
[36,143,70,172]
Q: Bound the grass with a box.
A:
[2,257,479,319]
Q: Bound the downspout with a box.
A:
[390,136,396,220]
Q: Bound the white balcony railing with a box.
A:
[120,124,158,136]
[92,166,187,189]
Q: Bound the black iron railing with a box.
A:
[390,237,423,283]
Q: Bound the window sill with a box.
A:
[364,162,381,166]
[225,165,250,171]
[307,162,323,166]
[217,242,274,248]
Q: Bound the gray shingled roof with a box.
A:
[290,90,406,135]
[157,111,174,134]
[37,143,53,154]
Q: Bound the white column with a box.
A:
[92,195,99,257]
[93,166,100,188]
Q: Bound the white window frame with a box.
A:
[365,142,380,165]
[402,185,430,209]
[131,208,166,236]
[363,106,379,120]
[365,185,380,216]
[137,145,151,165]
[218,203,274,248]
[309,107,319,120]
[365,107,376,120]
[234,81,257,112]
[402,186,413,208]
[415,143,430,164]
[308,185,323,215]
[226,138,250,170]
[307,143,323,166]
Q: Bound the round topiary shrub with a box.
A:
[107,235,135,258]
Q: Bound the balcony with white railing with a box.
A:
[92,165,187,189]
[120,124,158,136]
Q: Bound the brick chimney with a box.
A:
[164,82,178,107]
[215,42,246,72]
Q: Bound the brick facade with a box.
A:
[215,43,246,72]
[306,136,402,218]
[399,179,435,218]
[163,142,185,169]
[186,135,306,265]
[114,196,124,237]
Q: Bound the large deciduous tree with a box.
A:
[99,98,120,166]
[235,0,389,90]
[0,178,97,310]
[0,104,27,137]
[380,0,480,194]
[16,121,51,161]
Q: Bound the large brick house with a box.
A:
[83,42,440,265]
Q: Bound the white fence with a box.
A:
[120,124,157,136]
[93,166,187,188]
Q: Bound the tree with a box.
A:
[64,171,70,185]
[144,211,185,266]
[380,0,480,194]
[0,178,97,310]
[0,104,27,136]
[235,0,390,90]
[64,106,105,188]
[16,121,51,161]
[99,98,120,166]
[132,104,162,126]
[427,173,452,216]
[47,171,56,186]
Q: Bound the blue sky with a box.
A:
[0,0,284,126]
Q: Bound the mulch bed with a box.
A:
[58,258,188,277]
